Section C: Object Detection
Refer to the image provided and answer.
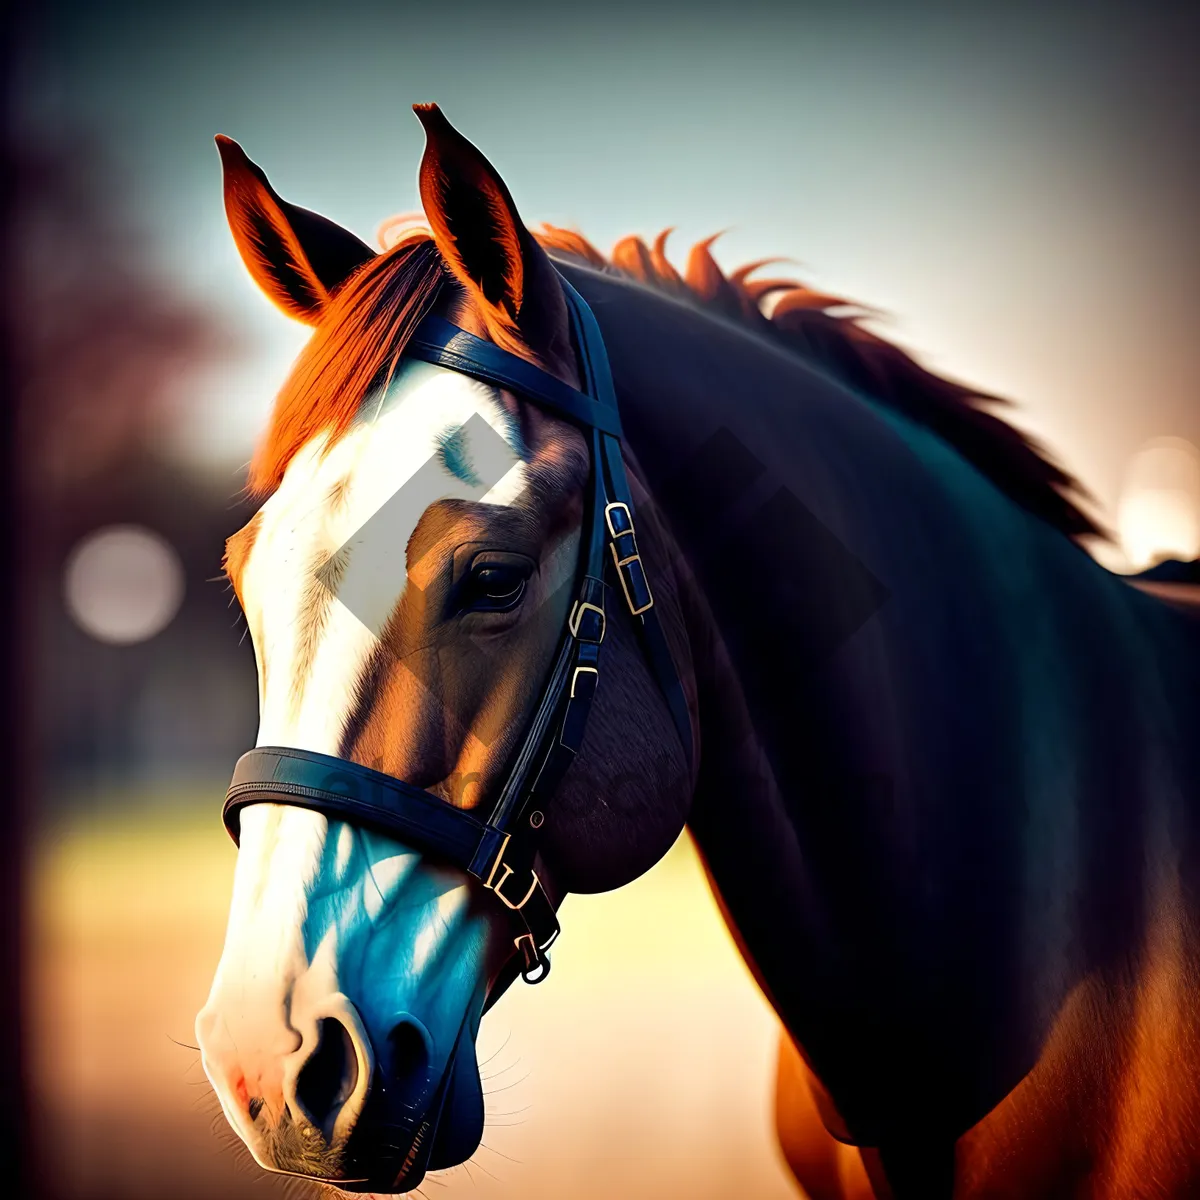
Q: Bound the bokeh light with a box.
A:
[1117,438,1200,570]
[63,525,185,644]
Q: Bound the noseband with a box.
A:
[222,276,693,998]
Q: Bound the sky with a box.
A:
[15,0,1200,559]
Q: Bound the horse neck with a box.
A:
[590,268,1200,1146]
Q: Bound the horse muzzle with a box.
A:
[198,990,484,1193]
[341,1019,486,1193]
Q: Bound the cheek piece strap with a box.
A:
[222,274,693,1001]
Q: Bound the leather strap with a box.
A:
[224,745,561,983]
[406,315,624,438]
[565,279,694,767]
[225,746,501,871]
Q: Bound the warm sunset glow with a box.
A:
[1117,438,1200,570]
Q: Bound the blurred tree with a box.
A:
[12,132,232,519]
[6,113,262,1200]
[9,127,261,801]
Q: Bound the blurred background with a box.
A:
[5,2,1199,1197]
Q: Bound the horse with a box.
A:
[195,103,1200,1199]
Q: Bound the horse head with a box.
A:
[195,105,695,1192]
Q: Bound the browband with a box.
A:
[224,275,692,997]
[406,315,625,438]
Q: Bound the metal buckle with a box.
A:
[603,502,654,615]
[610,547,654,615]
[482,835,540,910]
[568,600,606,642]
[494,868,540,911]
[570,664,598,698]
[604,501,633,538]
[515,933,551,983]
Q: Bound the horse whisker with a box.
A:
[481,1072,529,1096]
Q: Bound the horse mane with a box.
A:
[536,224,1103,541]
[252,217,1102,541]
[249,235,445,495]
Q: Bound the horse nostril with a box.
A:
[388,1019,431,1096]
[295,1017,359,1136]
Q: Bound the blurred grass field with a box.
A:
[29,795,798,1199]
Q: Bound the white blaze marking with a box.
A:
[207,360,526,1050]
[363,850,418,922]
[198,355,549,1161]
[241,358,527,757]
[410,884,469,974]
[333,823,356,883]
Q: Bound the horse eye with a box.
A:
[459,563,529,614]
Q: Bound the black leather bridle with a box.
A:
[222,276,693,998]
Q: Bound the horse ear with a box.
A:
[215,135,376,324]
[413,104,565,357]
